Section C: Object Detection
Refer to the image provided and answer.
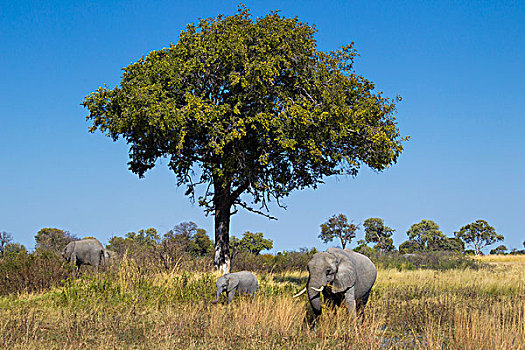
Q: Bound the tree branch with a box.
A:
[232,200,278,220]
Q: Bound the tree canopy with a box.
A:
[82,6,406,272]
[319,214,358,249]
[235,231,273,255]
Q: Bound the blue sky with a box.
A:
[1,0,524,253]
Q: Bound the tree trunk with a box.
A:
[340,237,346,250]
[213,180,231,274]
[474,239,481,255]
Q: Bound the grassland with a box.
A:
[0,255,523,349]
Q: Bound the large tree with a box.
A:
[455,220,503,255]
[83,6,406,272]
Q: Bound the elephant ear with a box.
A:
[226,275,239,292]
[327,248,357,293]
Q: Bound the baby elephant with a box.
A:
[212,271,258,304]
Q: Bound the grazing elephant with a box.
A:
[62,238,106,269]
[295,247,377,318]
[212,271,258,304]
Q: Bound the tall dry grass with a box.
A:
[0,255,523,349]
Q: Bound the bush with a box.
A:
[0,250,74,295]
[231,249,316,273]
[368,251,480,271]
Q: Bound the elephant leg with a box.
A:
[70,253,81,275]
[355,291,370,323]
[227,289,236,303]
[70,252,77,267]
[100,250,106,267]
[92,256,99,270]
[344,287,356,315]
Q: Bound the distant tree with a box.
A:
[354,239,374,256]
[189,229,214,257]
[319,214,358,249]
[106,236,128,256]
[509,247,525,255]
[376,237,395,253]
[161,222,213,258]
[83,7,407,273]
[229,235,242,260]
[126,228,160,247]
[406,220,447,251]
[163,224,192,254]
[490,245,507,255]
[34,228,78,255]
[363,218,395,252]
[398,240,419,254]
[455,220,503,256]
[238,231,273,255]
[107,227,160,256]
[0,232,13,256]
[3,243,27,255]
[432,237,465,253]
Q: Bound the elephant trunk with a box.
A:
[307,277,324,315]
[212,287,223,304]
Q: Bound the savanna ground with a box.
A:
[0,255,523,349]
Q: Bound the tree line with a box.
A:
[1,216,523,263]
[0,224,273,262]
[319,214,523,255]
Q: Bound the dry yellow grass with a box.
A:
[476,254,525,265]
[1,255,524,349]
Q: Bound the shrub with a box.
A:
[0,250,73,295]
[369,251,480,270]
[231,249,315,273]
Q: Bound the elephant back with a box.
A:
[342,249,377,297]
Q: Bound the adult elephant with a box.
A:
[62,238,106,269]
[295,247,377,318]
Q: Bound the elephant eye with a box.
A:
[326,269,334,275]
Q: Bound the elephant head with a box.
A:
[306,249,357,315]
[62,241,75,261]
[212,274,239,303]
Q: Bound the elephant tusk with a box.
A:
[310,286,324,292]
[293,287,307,298]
